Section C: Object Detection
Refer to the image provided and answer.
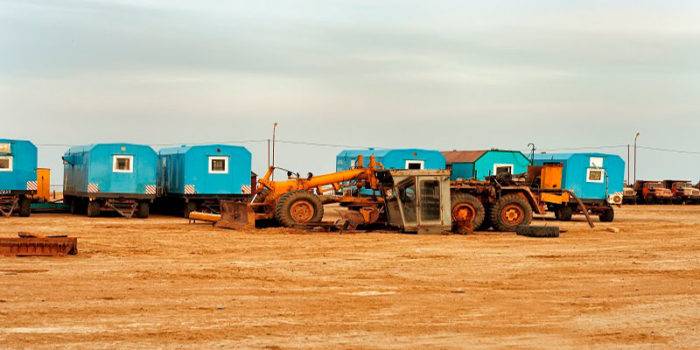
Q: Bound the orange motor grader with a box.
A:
[198,155,454,233]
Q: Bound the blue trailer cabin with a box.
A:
[63,143,158,218]
[0,139,37,217]
[442,149,530,181]
[336,148,446,195]
[157,144,252,216]
[533,152,625,222]
[336,148,446,172]
[533,153,625,202]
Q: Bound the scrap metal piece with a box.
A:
[188,211,221,224]
[0,234,78,256]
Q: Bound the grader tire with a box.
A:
[491,194,533,232]
[516,225,560,238]
[450,193,485,231]
[275,191,324,227]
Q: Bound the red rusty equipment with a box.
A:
[0,233,78,257]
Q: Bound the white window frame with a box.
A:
[0,156,13,172]
[209,156,229,174]
[590,157,604,168]
[405,160,425,170]
[493,163,514,176]
[112,155,134,173]
[586,168,605,183]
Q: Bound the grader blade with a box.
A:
[215,201,256,230]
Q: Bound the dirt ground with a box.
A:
[1,205,698,349]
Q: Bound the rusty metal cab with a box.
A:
[376,169,452,234]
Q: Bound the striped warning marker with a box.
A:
[241,185,252,194]
[26,181,38,191]
[144,185,157,195]
[184,184,196,195]
[87,183,99,193]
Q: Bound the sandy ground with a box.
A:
[0,205,698,349]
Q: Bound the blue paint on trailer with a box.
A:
[63,143,158,218]
[158,144,252,195]
[533,152,625,202]
[442,149,530,181]
[336,148,446,195]
[0,139,37,217]
[336,148,446,172]
[63,143,158,197]
[0,139,37,192]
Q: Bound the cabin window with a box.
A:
[590,157,604,168]
[493,164,514,176]
[113,155,133,173]
[587,168,605,183]
[209,156,229,174]
[0,156,12,172]
[405,160,425,170]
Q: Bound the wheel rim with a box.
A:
[290,200,315,223]
[452,204,476,225]
[501,204,524,226]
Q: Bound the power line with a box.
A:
[276,139,384,149]
[637,145,700,155]
[538,144,628,152]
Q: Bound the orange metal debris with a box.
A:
[0,234,78,257]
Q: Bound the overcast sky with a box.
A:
[2,0,699,185]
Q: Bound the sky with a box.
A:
[2,0,699,187]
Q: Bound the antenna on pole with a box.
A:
[527,143,536,165]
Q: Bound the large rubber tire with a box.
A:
[135,202,150,219]
[516,225,560,238]
[450,193,485,231]
[275,191,324,227]
[87,201,101,217]
[490,194,533,232]
[557,205,573,221]
[18,196,31,217]
[599,207,614,222]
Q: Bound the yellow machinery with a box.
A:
[195,155,455,233]
[211,155,383,230]
[35,168,51,202]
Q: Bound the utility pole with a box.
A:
[633,132,640,183]
[627,144,630,185]
[272,122,278,180]
[267,139,271,169]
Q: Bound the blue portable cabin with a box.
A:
[442,149,530,181]
[336,148,446,195]
[62,143,158,218]
[533,152,625,203]
[336,148,446,172]
[156,144,252,216]
[0,139,37,217]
